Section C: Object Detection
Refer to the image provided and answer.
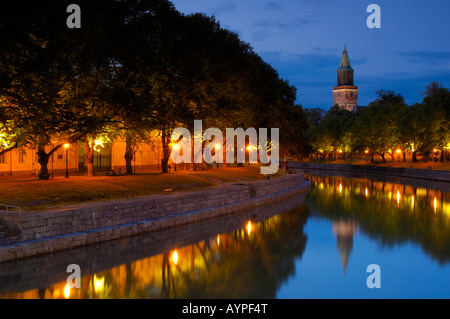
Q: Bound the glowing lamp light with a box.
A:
[397,190,401,207]
[434,197,437,214]
[64,143,70,149]
[172,144,179,151]
[433,149,438,153]
[94,275,105,292]
[215,144,221,150]
[365,150,369,154]
[396,149,401,154]
[247,221,252,235]
[246,145,254,152]
[64,284,71,299]
[172,250,178,264]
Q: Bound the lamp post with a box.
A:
[215,144,221,167]
[172,144,179,171]
[64,143,70,178]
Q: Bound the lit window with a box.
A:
[19,150,26,163]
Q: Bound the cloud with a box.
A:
[397,51,450,64]
[211,1,237,15]
[265,2,282,10]
[253,18,316,31]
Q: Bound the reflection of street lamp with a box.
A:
[396,149,401,162]
[64,143,70,178]
[172,144,179,171]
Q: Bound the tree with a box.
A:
[0,0,128,178]
[421,82,450,162]
[351,90,406,162]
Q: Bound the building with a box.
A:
[332,45,358,112]
[0,136,167,177]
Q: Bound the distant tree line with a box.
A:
[0,0,309,179]
[304,83,450,163]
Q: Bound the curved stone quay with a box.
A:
[0,173,310,263]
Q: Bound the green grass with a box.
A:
[0,166,284,211]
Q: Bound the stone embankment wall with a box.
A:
[288,162,450,183]
[0,173,309,263]
[0,190,308,292]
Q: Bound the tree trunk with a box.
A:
[412,151,418,162]
[37,145,51,180]
[161,127,170,173]
[125,134,133,174]
[380,153,386,162]
[83,140,95,177]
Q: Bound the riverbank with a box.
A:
[0,172,309,263]
[303,159,450,171]
[288,161,450,183]
[0,166,280,211]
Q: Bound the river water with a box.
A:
[0,171,449,299]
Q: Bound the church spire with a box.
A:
[333,45,358,112]
[339,45,352,70]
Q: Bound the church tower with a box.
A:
[333,45,358,112]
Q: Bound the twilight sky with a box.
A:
[170,0,450,110]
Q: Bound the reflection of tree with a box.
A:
[56,205,309,299]
[307,175,450,264]
[1,195,310,299]
[147,206,309,299]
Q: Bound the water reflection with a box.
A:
[307,174,450,265]
[332,220,357,273]
[1,173,449,298]
[0,191,309,299]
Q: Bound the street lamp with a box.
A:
[215,144,221,167]
[64,143,70,178]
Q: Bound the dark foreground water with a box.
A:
[0,172,449,299]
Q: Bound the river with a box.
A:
[0,171,449,299]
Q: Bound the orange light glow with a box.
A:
[339,183,342,194]
[215,144,221,150]
[397,190,400,207]
[172,144,179,151]
[247,221,252,235]
[217,235,220,246]
[365,187,369,197]
[246,146,253,152]
[64,143,70,149]
[434,197,437,214]
[396,149,401,154]
[172,250,178,264]
[64,284,71,299]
